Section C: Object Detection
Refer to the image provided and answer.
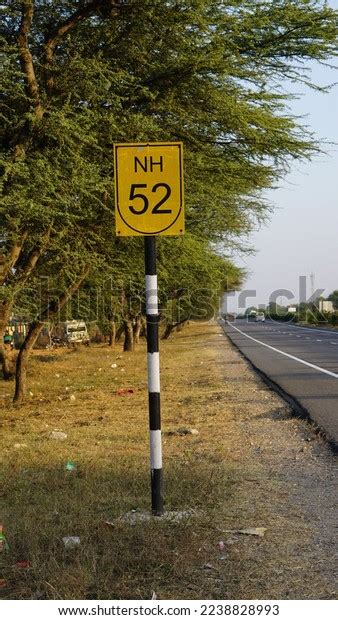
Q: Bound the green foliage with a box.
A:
[330,313,338,326]
[327,290,338,310]
[1,0,338,327]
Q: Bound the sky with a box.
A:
[223,1,338,314]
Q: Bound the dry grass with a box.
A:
[0,323,336,600]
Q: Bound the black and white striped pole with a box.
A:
[144,235,163,516]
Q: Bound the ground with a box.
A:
[0,322,336,600]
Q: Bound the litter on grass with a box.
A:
[0,525,9,552]
[15,560,31,569]
[165,428,199,436]
[116,388,134,396]
[225,527,267,538]
[50,431,67,440]
[65,460,76,472]
[202,563,216,571]
[110,508,199,526]
[62,536,81,548]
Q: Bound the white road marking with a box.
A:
[278,323,338,337]
[316,339,322,342]
[226,323,338,379]
[330,342,338,345]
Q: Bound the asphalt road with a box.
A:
[221,319,338,445]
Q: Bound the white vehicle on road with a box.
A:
[255,313,266,322]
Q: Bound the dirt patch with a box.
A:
[0,323,336,599]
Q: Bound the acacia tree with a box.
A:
[1,1,124,379]
[1,0,337,393]
[9,225,110,402]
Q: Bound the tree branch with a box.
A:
[17,1,44,119]
[43,1,123,94]
[240,15,331,56]
[13,227,52,285]
[43,265,90,319]
[0,233,28,286]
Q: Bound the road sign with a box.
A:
[114,142,184,236]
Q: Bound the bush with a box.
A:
[330,313,338,326]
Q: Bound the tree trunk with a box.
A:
[115,324,124,342]
[123,320,134,352]
[0,346,13,380]
[162,323,175,340]
[140,316,147,338]
[176,320,187,332]
[162,318,188,340]
[13,321,44,404]
[13,266,90,404]
[133,316,142,344]
[108,319,116,347]
[0,301,14,380]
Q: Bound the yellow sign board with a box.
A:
[114,142,184,236]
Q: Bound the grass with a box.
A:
[0,323,335,600]
[1,325,239,599]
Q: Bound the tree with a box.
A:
[158,234,243,338]
[327,290,338,310]
[1,0,337,396]
[13,266,90,404]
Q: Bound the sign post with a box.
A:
[114,142,184,515]
[144,235,162,515]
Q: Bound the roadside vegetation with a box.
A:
[237,292,338,327]
[2,0,338,403]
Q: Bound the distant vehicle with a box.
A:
[3,330,14,349]
[255,313,265,322]
[246,310,257,321]
[52,321,90,346]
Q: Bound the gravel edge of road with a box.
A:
[219,320,338,453]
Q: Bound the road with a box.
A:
[221,319,338,445]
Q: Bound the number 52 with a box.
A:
[129,183,172,215]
